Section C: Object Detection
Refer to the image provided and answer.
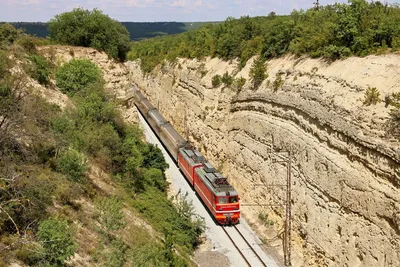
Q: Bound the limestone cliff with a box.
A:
[127,55,400,267]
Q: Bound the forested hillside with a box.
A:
[129,0,400,73]
[7,21,210,41]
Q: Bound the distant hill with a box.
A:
[4,21,216,41]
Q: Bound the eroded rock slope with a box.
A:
[127,55,400,267]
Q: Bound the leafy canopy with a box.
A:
[37,218,77,265]
[48,8,130,61]
[129,0,400,72]
[55,58,102,96]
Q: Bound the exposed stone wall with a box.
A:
[126,55,400,267]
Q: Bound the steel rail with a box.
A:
[221,226,252,267]
[233,225,268,267]
[222,225,268,267]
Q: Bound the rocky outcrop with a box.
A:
[38,46,138,123]
[127,55,400,267]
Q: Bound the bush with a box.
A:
[37,218,77,265]
[363,87,381,106]
[0,23,21,49]
[142,143,169,172]
[57,149,87,182]
[221,71,234,87]
[134,188,205,253]
[250,56,267,89]
[233,77,246,92]
[273,73,284,91]
[28,54,51,85]
[104,239,127,267]
[75,83,116,123]
[95,197,125,231]
[49,8,130,61]
[390,107,400,121]
[143,168,167,192]
[16,35,37,54]
[0,50,12,78]
[211,74,221,88]
[197,63,208,78]
[55,59,102,96]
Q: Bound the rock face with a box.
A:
[127,55,400,267]
[39,46,138,123]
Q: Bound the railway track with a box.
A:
[222,225,268,267]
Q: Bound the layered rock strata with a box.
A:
[127,55,400,267]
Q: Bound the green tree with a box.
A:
[221,71,234,87]
[48,8,130,61]
[142,143,169,172]
[249,56,267,89]
[0,23,21,49]
[57,149,87,182]
[37,218,77,266]
[363,87,381,105]
[143,168,167,191]
[55,59,101,96]
[211,75,222,88]
[28,54,51,85]
[95,197,125,231]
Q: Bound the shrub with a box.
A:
[221,71,234,87]
[143,168,167,192]
[55,59,102,96]
[197,63,208,78]
[104,239,127,267]
[233,77,246,92]
[273,73,284,91]
[134,188,205,252]
[0,23,21,48]
[390,107,400,121]
[211,74,221,88]
[257,212,274,226]
[95,196,125,231]
[37,218,77,265]
[249,56,267,89]
[0,50,12,78]
[75,83,116,123]
[323,45,352,60]
[363,87,381,106]
[49,8,130,61]
[16,35,37,54]
[384,92,400,108]
[57,149,87,182]
[28,54,51,85]
[142,143,169,172]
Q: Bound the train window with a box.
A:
[229,197,238,203]
[218,197,228,204]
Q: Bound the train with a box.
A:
[132,86,240,225]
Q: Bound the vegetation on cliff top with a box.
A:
[49,8,131,61]
[0,23,204,266]
[129,0,400,73]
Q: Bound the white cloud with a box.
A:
[6,0,41,6]
[171,0,186,7]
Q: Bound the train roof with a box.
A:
[161,123,187,146]
[148,109,167,126]
[195,163,238,197]
[133,89,155,111]
[179,147,205,166]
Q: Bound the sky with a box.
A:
[1,0,398,22]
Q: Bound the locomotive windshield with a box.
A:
[229,197,238,203]
[217,197,228,204]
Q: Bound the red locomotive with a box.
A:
[133,86,240,225]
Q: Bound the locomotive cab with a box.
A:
[215,192,240,225]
